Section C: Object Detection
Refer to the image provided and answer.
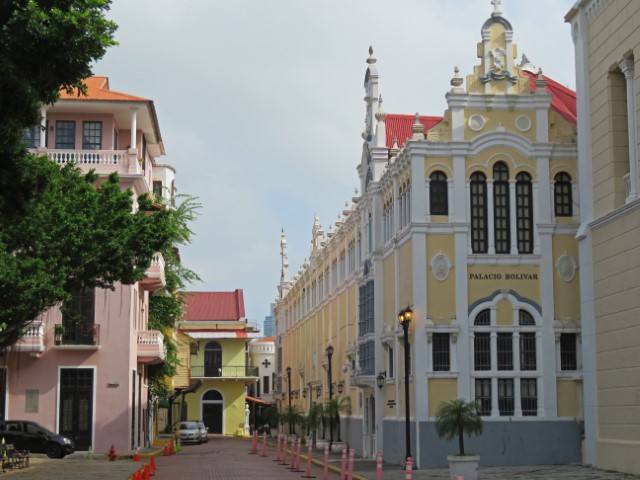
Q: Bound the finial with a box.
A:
[366,46,376,65]
[535,67,547,91]
[412,113,425,139]
[491,0,502,16]
[375,94,387,122]
[519,53,537,74]
[450,66,463,88]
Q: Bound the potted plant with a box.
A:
[434,398,483,480]
[281,405,303,436]
[305,404,323,446]
[54,324,66,345]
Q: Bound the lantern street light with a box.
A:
[326,344,334,447]
[337,381,344,395]
[398,306,413,464]
[302,388,308,399]
[376,371,386,390]
[316,385,322,399]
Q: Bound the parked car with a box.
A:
[176,421,201,444]
[0,420,74,458]
[196,421,208,443]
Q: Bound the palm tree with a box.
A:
[305,404,324,440]
[324,395,351,442]
[281,405,303,435]
[434,399,483,456]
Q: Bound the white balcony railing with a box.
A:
[46,149,129,166]
[11,320,45,354]
[137,330,165,364]
[140,252,166,291]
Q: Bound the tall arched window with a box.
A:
[493,162,510,254]
[554,172,573,217]
[204,341,222,377]
[470,172,488,253]
[516,172,533,253]
[429,171,448,215]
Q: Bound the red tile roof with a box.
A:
[256,336,275,343]
[385,114,443,149]
[525,71,576,124]
[183,290,246,321]
[59,76,151,102]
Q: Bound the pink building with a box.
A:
[6,77,173,454]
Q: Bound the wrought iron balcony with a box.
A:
[140,253,166,292]
[11,321,45,354]
[190,365,259,379]
[54,323,100,348]
[137,330,165,364]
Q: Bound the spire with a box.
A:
[280,228,289,283]
[363,45,380,143]
[412,113,425,140]
[311,212,324,253]
[491,0,502,16]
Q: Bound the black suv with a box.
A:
[0,420,74,458]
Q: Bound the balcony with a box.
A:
[190,365,259,379]
[54,323,100,349]
[137,330,165,365]
[11,321,44,354]
[140,253,166,292]
[40,149,142,176]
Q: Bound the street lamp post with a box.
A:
[326,344,334,447]
[398,307,413,464]
[286,366,292,433]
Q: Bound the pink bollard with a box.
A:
[250,430,258,454]
[347,448,355,480]
[323,444,329,480]
[294,438,302,471]
[261,431,267,457]
[376,451,383,480]
[405,457,413,480]
[340,444,347,480]
[281,435,288,465]
[273,434,281,462]
[302,441,315,478]
[289,436,296,468]
[455,476,464,480]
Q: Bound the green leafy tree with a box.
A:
[434,398,483,456]
[281,405,303,435]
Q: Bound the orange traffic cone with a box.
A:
[170,440,175,455]
[144,464,151,480]
[150,455,157,475]
[133,447,140,462]
[163,444,170,456]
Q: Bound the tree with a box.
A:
[323,395,351,442]
[281,405,303,435]
[434,399,483,456]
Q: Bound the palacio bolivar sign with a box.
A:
[469,273,538,280]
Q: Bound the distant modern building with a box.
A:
[9,76,172,454]
[263,304,275,337]
[275,4,582,468]
[178,290,261,435]
[567,0,640,475]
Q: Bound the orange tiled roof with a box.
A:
[183,290,246,321]
[524,71,576,124]
[59,76,151,102]
[256,336,275,343]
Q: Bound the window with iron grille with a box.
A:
[358,280,374,336]
[520,332,537,370]
[55,121,76,149]
[497,333,513,370]
[520,378,538,416]
[263,376,270,394]
[432,333,450,371]
[470,172,488,253]
[388,346,394,378]
[474,333,491,370]
[516,172,533,254]
[474,309,491,326]
[519,310,535,326]
[82,121,102,150]
[493,162,510,254]
[475,378,492,416]
[358,340,375,375]
[498,378,514,416]
[554,172,573,217]
[430,171,448,215]
[560,333,577,371]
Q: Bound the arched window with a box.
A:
[516,172,533,253]
[470,172,488,253]
[474,309,491,326]
[203,390,223,401]
[518,310,535,326]
[493,162,510,254]
[554,172,573,217]
[429,171,448,215]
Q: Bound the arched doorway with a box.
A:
[202,389,223,434]
[204,341,222,377]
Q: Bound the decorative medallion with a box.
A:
[515,115,532,132]
[556,253,577,282]
[430,252,451,281]
[468,114,485,132]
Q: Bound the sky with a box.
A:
[95,0,577,326]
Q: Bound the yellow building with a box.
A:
[177,290,260,435]
[276,4,582,468]
[567,0,640,475]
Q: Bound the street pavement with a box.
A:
[4,436,640,479]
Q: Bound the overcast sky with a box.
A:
[95,0,577,325]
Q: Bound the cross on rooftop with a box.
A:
[491,0,502,15]
[262,359,271,368]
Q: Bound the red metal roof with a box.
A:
[59,76,151,102]
[385,114,443,149]
[183,290,246,321]
[525,71,576,124]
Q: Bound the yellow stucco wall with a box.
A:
[467,265,540,305]
[184,381,247,435]
[398,241,413,308]
[552,236,581,323]
[556,380,582,418]
[426,235,456,323]
[383,254,395,327]
[428,378,458,417]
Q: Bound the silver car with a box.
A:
[196,421,208,443]
[176,421,201,444]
